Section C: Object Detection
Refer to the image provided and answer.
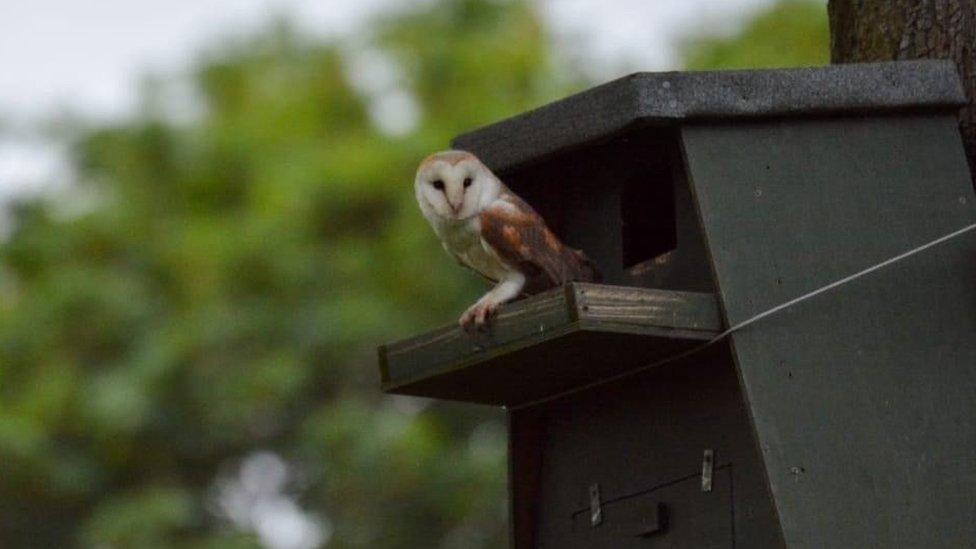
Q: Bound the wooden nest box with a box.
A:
[378,61,976,547]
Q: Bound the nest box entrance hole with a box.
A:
[503,129,711,292]
[620,151,678,271]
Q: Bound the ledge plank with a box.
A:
[378,283,722,406]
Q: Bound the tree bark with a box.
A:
[829,0,976,184]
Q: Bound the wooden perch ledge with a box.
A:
[379,283,721,406]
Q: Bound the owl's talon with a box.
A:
[475,301,497,331]
[459,300,497,333]
[459,303,480,332]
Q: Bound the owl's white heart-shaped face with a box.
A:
[414,150,499,222]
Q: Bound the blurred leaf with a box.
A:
[682,1,829,70]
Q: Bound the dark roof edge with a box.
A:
[452,60,966,173]
[632,60,966,120]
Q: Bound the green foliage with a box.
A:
[682,1,829,70]
[0,1,559,546]
[0,0,829,546]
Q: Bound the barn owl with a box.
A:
[415,150,600,330]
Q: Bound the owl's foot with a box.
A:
[459,299,499,332]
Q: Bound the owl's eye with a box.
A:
[431,179,445,191]
[463,177,473,188]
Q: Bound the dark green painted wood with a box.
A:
[378,283,720,405]
[682,114,976,547]
[527,345,784,548]
[508,409,545,548]
[380,284,576,388]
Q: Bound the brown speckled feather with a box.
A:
[479,192,600,294]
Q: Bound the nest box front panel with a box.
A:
[518,345,783,548]
[683,113,976,547]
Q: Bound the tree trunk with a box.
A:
[829,0,976,185]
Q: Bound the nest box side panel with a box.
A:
[682,113,976,547]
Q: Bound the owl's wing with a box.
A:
[479,194,599,293]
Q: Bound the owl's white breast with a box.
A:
[433,215,513,282]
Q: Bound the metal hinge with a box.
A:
[701,449,714,492]
[589,483,603,527]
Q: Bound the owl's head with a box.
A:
[415,150,499,221]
